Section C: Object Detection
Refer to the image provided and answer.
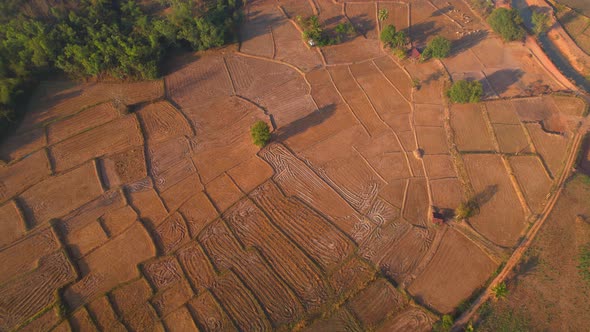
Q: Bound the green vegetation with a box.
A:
[532,10,551,35]
[470,0,494,17]
[477,301,530,332]
[0,0,243,138]
[455,199,479,219]
[380,24,406,49]
[578,242,590,283]
[298,16,355,47]
[432,314,454,332]
[422,36,451,60]
[492,282,509,299]
[378,9,389,22]
[448,80,483,103]
[250,120,271,147]
[487,8,525,42]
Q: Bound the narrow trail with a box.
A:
[452,127,585,330]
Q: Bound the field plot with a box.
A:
[272,17,324,72]
[277,0,314,18]
[463,154,526,247]
[347,278,408,328]
[378,2,408,32]
[509,155,552,214]
[493,124,531,153]
[408,228,497,313]
[451,103,494,151]
[376,307,433,332]
[47,102,120,144]
[239,0,277,58]
[346,3,377,39]
[137,101,192,142]
[49,116,143,172]
[188,291,237,332]
[486,99,520,124]
[430,178,463,211]
[0,150,51,203]
[0,127,46,162]
[557,7,590,55]
[525,122,569,177]
[303,307,362,332]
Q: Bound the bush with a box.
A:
[380,24,406,48]
[532,10,550,35]
[487,8,525,42]
[448,80,483,103]
[470,0,494,17]
[455,199,478,220]
[378,9,389,22]
[422,36,451,60]
[432,314,454,332]
[250,120,271,147]
[491,282,509,299]
[392,47,407,60]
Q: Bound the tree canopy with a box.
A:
[250,120,271,147]
[487,8,525,42]
[448,80,483,103]
[422,36,451,60]
[380,24,406,49]
[0,0,242,138]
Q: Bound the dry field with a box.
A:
[0,0,587,331]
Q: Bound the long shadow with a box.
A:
[409,21,442,47]
[450,30,488,57]
[473,184,498,207]
[273,104,336,142]
[432,6,452,17]
[485,69,525,95]
[349,14,375,38]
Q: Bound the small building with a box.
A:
[431,206,445,226]
[409,47,421,61]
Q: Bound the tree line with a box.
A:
[0,0,242,136]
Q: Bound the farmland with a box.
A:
[0,0,588,331]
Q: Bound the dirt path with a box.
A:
[452,126,585,330]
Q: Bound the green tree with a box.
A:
[532,10,550,35]
[492,282,509,299]
[422,36,451,60]
[448,80,483,103]
[455,200,478,220]
[380,24,406,48]
[432,315,454,332]
[250,121,271,147]
[378,9,389,22]
[487,8,525,41]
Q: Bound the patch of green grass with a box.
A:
[578,242,590,283]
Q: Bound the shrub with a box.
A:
[380,24,406,48]
[378,9,389,22]
[532,10,550,35]
[422,36,451,60]
[250,121,271,147]
[448,80,483,103]
[470,0,494,16]
[392,47,407,60]
[432,314,454,332]
[487,8,525,42]
[455,199,478,220]
[491,282,509,299]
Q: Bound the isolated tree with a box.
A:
[250,120,271,147]
[532,10,550,35]
[380,24,406,48]
[423,36,451,59]
[492,282,509,299]
[378,9,389,22]
[448,80,483,103]
[432,315,454,332]
[487,8,525,41]
[455,199,478,219]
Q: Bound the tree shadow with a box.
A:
[349,14,375,38]
[512,253,539,285]
[450,30,488,56]
[473,184,498,207]
[432,6,453,17]
[273,104,336,142]
[409,21,442,47]
[485,69,525,95]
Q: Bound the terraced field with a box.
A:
[0,0,587,331]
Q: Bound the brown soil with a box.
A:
[1,0,588,330]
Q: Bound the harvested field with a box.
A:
[509,156,552,214]
[408,228,497,313]
[493,124,531,154]
[137,101,192,142]
[250,181,354,271]
[463,154,526,247]
[47,102,120,144]
[0,0,580,329]
[0,201,26,248]
[346,3,377,39]
[19,162,103,227]
[450,104,494,152]
[526,122,570,178]
[347,278,408,327]
[50,115,144,172]
[188,291,237,332]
